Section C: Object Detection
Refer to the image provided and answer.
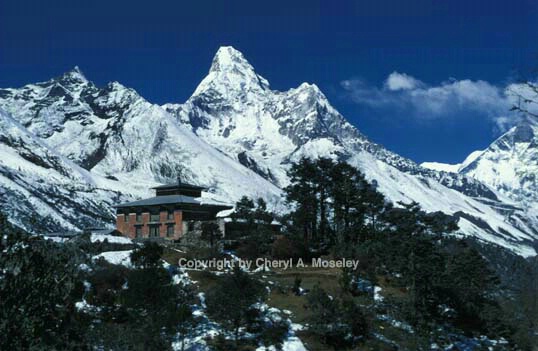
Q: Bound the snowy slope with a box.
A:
[0,47,537,256]
[353,152,537,257]
[0,68,283,233]
[423,116,538,240]
[420,162,461,173]
[421,150,483,174]
[458,117,538,204]
[0,108,127,232]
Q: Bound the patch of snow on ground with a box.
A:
[378,314,414,333]
[172,271,192,286]
[90,233,132,244]
[42,236,70,243]
[92,250,133,267]
[290,323,305,332]
[254,304,308,351]
[374,286,384,302]
[75,299,100,313]
[256,336,308,351]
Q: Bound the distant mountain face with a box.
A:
[1,47,537,256]
[0,64,282,232]
[422,116,538,246]
[458,117,538,203]
[0,108,124,232]
[422,117,538,205]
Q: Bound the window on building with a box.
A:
[135,226,142,238]
[150,213,160,222]
[188,221,195,231]
[167,211,174,221]
[136,213,142,222]
[167,225,174,236]
[149,226,159,237]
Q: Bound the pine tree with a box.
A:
[233,196,275,258]
[205,267,267,344]
[130,241,163,268]
[330,162,378,243]
[314,157,334,242]
[233,196,256,228]
[0,213,88,350]
[253,197,273,224]
[85,246,196,350]
[201,221,222,248]
[285,157,319,242]
[443,241,504,334]
[306,285,370,349]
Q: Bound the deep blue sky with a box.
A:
[1,0,537,163]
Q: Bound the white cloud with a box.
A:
[385,72,423,91]
[410,79,504,115]
[340,73,538,132]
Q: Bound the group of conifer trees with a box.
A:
[279,157,532,349]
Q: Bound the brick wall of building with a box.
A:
[173,210,183,240]
[116,214,128,237]
[141,212,150,237]
[117,210,183,240]
[127,213,136,238]
[159,211,167,238]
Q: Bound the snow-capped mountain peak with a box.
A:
[62,65,87,82]
[289,82,326,102]
[453,115,538,206]
[54,66,90,92]
[209,46,254,73]
[193,46,270,98]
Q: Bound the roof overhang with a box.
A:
[114,194,233,212]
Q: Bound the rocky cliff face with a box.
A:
[0,61,282,233]
[1,47,537,256]
[458,116,538,204]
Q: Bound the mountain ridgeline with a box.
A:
[0,46,537,256]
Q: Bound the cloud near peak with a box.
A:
[340,72,536,132]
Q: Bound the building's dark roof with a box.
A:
[114,194,232,209]
[151,182,207,191]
